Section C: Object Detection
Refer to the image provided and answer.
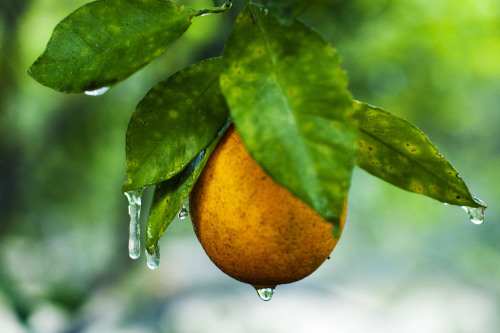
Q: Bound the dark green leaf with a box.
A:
[28,0,196,93]
[211,0,228,6]
[123,57,230,192]
[262,0,312,25]
[353,101,483,207]
[145,127,229,254]
[220,5,358,223]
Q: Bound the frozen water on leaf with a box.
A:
[462,197,486,225]
[124,189,144,259]
[254,287,275,301]
[84,86,110,96]
[146,244,160,270]
[178,205,189,220]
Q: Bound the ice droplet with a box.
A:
[254,286,275,301]
[146,245,160,270]
[178,205,189,220]
[461,197,486,225]
[124,189,144,259]
[84,86,110,96]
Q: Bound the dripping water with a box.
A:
[178,204,189,220]
[124,188,144,259]
[461,197,486,225]
[146,244,160,270]
[254,286,275,301]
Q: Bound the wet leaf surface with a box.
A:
[353,101,482,207]
[145,130,228,254]
[262,0,312,25]
[123,57,229,192]
[28,0,196,93]
[220,4,358,223]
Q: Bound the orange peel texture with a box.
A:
[190,125,347,289]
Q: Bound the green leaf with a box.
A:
[353,101,483,207]
[262,0,312,25]
[28,0,197,93]
[220,5,358,223]
[211,0,228,6]
[123,57,230,192]
[145,127,229,254]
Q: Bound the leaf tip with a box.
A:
[27,58,42,82]
[472,196,487,209]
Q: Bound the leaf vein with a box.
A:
[359,121,464,195]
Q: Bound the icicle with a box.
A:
[124,188,144,259]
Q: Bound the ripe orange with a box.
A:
[190,125,347,290]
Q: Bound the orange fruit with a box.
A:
[190,125,347,291]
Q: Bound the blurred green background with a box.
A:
[1,0,499,332]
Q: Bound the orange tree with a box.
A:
[28,0,486,298]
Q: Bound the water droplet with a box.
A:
[146,245,160,270]
[178,205,189,220]
[84,86,110,96]
[254,286,275,301]
[124,189,144,259]
[461,197,486,225]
